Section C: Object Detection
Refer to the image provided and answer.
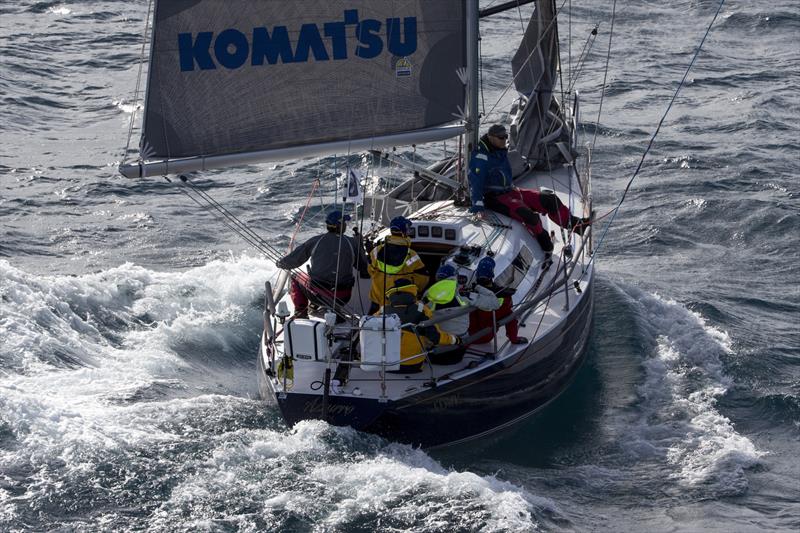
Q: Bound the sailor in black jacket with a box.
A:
[276,210,369,317]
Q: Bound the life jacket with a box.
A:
[373,235,417,274]
[425,278,468,311]
[368,235,428,306]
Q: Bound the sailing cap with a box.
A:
[487,124,508,138]
[325,210,351,225]
[389,216,412,234]
[476,257,496,280]
[436,264,456,280]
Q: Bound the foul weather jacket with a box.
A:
[378,290,457,367]
[368,234,429,305]
[424,278,500,336]
[468,134,513,213]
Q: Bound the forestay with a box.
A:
[137,0,466,167]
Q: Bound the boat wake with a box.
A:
[0,257,562,531]
[612,281,762,496]
[0,258,764,529]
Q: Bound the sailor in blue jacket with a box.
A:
[468,124,515,213]
[468,124,590,253]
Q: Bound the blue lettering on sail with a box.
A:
[178,32,214,71]
[386,17,417,57]
[295,24,329,62]
[214,29,249,69]
[355,19,383,59]
[177,10,418,72]
[252,26,293,65]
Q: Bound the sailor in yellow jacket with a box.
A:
[368,216,429,314]
[377,279,459,373]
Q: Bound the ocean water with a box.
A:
[1,1,798,531]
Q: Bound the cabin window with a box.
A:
[444,229,456,241]
[417,225,429,237]
[431,226,443,238]
[407,227,416,238]
[494,246,533,289]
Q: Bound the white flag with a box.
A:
[343,167,363,204]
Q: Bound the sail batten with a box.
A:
[136,1,467,169]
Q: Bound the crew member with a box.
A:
[276,210,369,318]
[468,124,591,253]
[468,257,528,346]
[423,263,500,364]
[378,279,459,373]
[368,216,428,314]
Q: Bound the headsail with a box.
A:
[124,0,467,177]
[509,0,570,169]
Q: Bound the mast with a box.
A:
[463,0,480,180]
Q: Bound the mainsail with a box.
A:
[509,0,570,169]
[122,0,467,177]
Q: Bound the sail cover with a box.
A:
[140,0,466,161]
[509,0,569,168]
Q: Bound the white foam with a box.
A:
[46,6,71,16]
[615,283,761,490]
[0,256,277,491]
[151,421,553,532]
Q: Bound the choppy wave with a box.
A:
[2,0,799,530]
[0,257,563,531]
[614,284,762,494]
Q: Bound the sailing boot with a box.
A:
[535,230,554,254]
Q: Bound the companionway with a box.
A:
[179,10,417,71]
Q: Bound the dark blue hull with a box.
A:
[259,277,593,448]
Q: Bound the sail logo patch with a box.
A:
[394,57,412,77]
[178,10,417,72]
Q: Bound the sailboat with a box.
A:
[120,0,594,448]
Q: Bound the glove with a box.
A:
[454,335,464,345]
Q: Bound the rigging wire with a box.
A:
[174,175,353,318]
[120,0,153,165]
[567,25,599,96]
[590,0,617,154]
[288,179,321,251]
[582,0,727,280]
[483,0,569,121]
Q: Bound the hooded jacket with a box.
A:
[368,234,429,305]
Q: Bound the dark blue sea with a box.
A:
[1,1,798,531]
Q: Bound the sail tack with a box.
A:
[139,0,466,168]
